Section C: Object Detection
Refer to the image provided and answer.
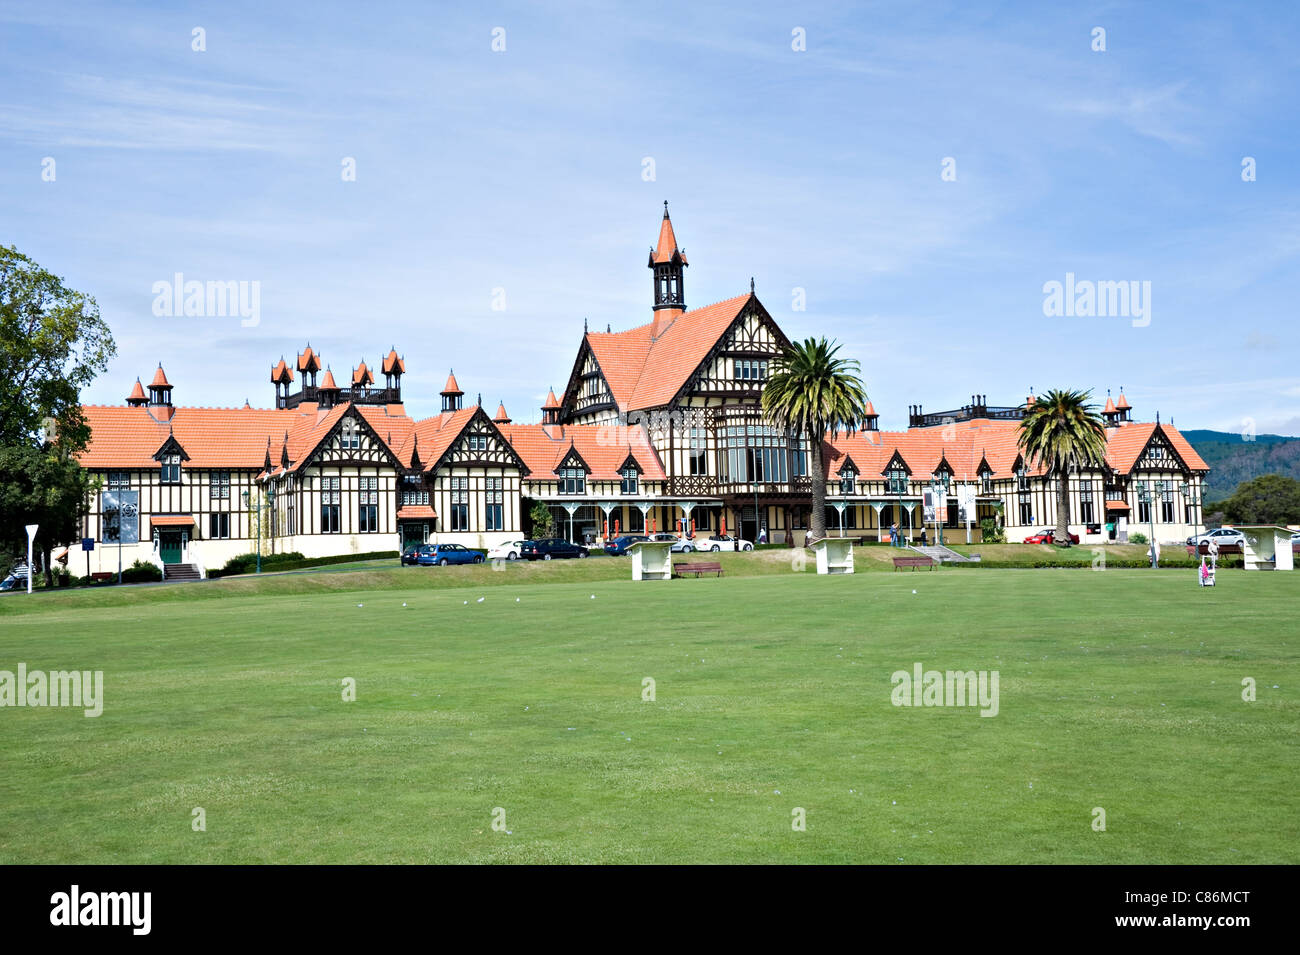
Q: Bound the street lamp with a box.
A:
[241,484,276,573]
[1185,485,1201,540]
[1137,480,1161,568]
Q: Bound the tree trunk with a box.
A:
[1056,470,1071,547]
[810,440,827,541]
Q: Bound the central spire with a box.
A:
[648,201,687,327]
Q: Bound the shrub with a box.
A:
[979,518,1005,544]
[121,560,162,583]
[1128,532,1148,545]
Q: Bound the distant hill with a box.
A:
[1181,430,1300,501]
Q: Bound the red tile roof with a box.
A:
[442,370,462,395]
[1116,391,1130,410]
[494,402,511,423]
[320,368,339,390]
[651,208,686,265]
[542,388,560,409]
[126,379,146,403]
[150,514,194,527]
[271,358,294,384]
[150,365,170,388]
[584,292,751,412]
[352,362,372,386]
[497,423,666,481]
[382,349,405,375]
[396,505,436,520]
[296,346,321,373]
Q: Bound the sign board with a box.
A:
[102,490,140,544]
[957,485,977,524]
[923,488,947,523]
[81,538,94,551]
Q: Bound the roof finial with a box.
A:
[583,316,587,334]
[606,322,611,333]
[750,276,755,293]
[663,199,669,217]
[476,392,482,407]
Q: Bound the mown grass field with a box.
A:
[0,556,1296,863]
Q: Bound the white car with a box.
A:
[649,533,695,553]
[487,540,527,561]
[1187,527,1245,548]
[696,534,754,552]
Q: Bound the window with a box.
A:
[734,359,768,381]
[627,508,645,532]
[485,477,504,531]
[790,438,808,478]
[467,434,489,453]
[688,428,707,475]
[210,470,230,500]
[620,466,638,495]
[160,454,181,484]
[980,471,992,495]
[1016,466,1030,491]
[209,512,230,539]
[1079,480,1094,524]
[358,476,378,532]
[1137,483,1151,525]
[558,467,586,495]
[886,467,907,495]
[720,424,789,484]
[1160,483,1175,523]
[450,477,469,531]
[107,471,130,490]
[933,471,951,490]
[839,468,856,495]
[1018,494,1033,525]
[321,476,341,533]
[340,418,360,450]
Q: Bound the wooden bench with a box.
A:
[674,561,724,578]
[90,572,114,582]
[892,556,936,571]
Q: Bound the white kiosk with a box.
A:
[1236,525,1295,571]
[810,537,855,575]
[629,540,673,581]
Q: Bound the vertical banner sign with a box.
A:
[102,491,141,544]
[922,489,936,524]
[957,485,976,524]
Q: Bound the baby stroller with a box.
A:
[1199,557,1216,587]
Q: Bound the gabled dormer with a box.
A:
[153,431,189,484]
[555,444,589,494]
[882,450,911,494]
[837,454,859,494]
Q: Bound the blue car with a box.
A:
[416,543,484,566]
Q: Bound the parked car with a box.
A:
[604,534,649,556]
[401,544,433,566]
[520,538,589,561]
[487,540,528,561]
[697,534,754,552]
[0,572,27,592]
[1186,527,1246,548]
[417,543,484,566]
[648,532,695,553]
[1022,528,1081,545]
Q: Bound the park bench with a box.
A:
[674,561,724,578]
[90,572,114,582]
[892,556,935,571]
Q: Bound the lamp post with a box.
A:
[1138,480,1161,568]
[241,484,275,573]
[1185,485,1201,540]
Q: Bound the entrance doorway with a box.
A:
[159,531,183,564]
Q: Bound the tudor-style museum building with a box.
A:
[71,206,1209,577]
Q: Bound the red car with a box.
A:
[1023,528,1080,545]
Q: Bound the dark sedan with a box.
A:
[603,534,649,556]
[401,544,433,566]
[520,538,589,561]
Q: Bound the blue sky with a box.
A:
[3,1,1298,434]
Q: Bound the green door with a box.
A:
[159,532,182,564]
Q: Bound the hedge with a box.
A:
[207,550,399,578]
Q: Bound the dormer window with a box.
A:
[933,470,951,489]
[1016,466,1030,491]
[620,466,638,495]
[558,467,586,495]
[980,470,992,495]
[839,467,856,495]
[886,466,907,495]
[160,454,181,484]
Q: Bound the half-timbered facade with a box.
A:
[70,205,1210,575]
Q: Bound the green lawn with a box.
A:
[0,562,1296,863]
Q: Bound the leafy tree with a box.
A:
[762,337,869,541]
[1219,474,1300,525]
[526,499,554,540]
[0,246,115,583]
[1017,389,1108,548]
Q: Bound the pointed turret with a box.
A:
[441,369,464,412]
[648,201,687,338]
[541,387,561,425]
[493,401,511,425]
[148,364,173,406]
[126,378,147,407]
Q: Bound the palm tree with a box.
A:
[1017,389,1108,547]
[762,337,869,542]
